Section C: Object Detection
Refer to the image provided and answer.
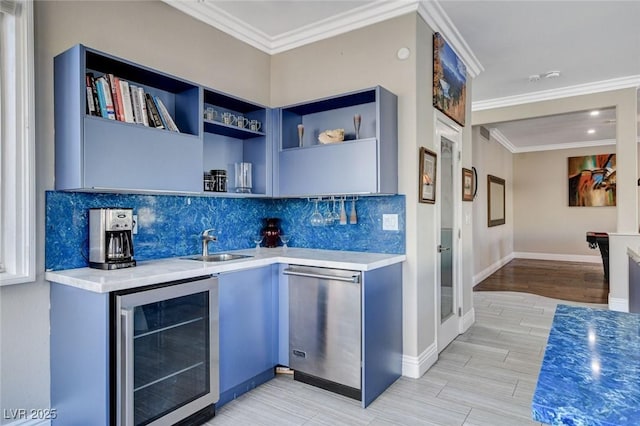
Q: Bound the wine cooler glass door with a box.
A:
[117,275,219,426]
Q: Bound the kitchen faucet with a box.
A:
[201,228,217,256]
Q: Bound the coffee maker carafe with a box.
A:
[89,208,136,270]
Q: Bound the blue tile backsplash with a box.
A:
[46,191,405,271]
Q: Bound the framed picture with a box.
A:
[419,147,437,204]
[433,32,466,126]
[488,175,505,227]
[568,154,616,207]
[462,168,474,201]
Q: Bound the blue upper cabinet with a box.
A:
[54,45,202,192]
[54,44,202,193]
[202,89,272,197]
[274,86,398,197]
[54,44,274,197]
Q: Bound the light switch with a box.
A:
[383,214,399,231]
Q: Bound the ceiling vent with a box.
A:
[479,126,491,140]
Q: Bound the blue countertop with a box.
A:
[532,305,640,425]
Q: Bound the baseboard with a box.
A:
[461,307,475,333]
[473,253,514,286]
[401,342,437,379]
[608,296,628,312]
[513,252,601,264]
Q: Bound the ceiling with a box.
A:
[165,0,640,152]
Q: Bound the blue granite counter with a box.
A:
[532,305,640,425]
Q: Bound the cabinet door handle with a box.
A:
[119,308,134,426]
[292,349,307,358]
[438,245,450,253]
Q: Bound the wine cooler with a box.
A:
[115,275,219,426]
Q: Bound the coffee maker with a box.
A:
[89,208,136,270]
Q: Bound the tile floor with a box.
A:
[208,291,606,425]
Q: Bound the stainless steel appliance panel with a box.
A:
[116,275,218,426]
[286,266,361,390]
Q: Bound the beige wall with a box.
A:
[474,88,638,234]
[513,146,617,257]
[271,12,448,369]
[472,127,514,282]
[2,1,476,414]
[473,88,638,306]
[1,1,270,420]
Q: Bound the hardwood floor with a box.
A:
[207,291,606,425]
[474,259,608,304]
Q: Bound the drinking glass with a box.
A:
[331,198,341,222]
[310,199,324,227]
[323,202,334,225]
[279,235,291,249]
[253,235,263,249]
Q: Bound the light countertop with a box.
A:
[532,304,640,425]
[45,247,406,293]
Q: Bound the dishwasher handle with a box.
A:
[283,268,360,283]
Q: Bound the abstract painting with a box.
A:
[568,154,616,206]
[433,32,466,126]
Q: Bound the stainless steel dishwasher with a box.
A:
[284,265,362,400]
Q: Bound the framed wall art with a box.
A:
[568,154,616,207]
[462,168,474,201]
[488,174,505,227]
[419,147,437,204]
[433,32,467,126]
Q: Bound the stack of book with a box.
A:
[85,72,180,132]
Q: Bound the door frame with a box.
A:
[434,112,463,352]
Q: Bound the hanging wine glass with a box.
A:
[331,197,341,222]
[323,200,335,225]
[310,198,324,227]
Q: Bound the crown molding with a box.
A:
[489,129,517,153]
[473,75,640,111]
[269,0,420,54]
[162,0,484,78]
[514,138,617,153]
[162,0,273,52]
[417,0,483,78]
[162,0,419,55]
[489,128,619,154]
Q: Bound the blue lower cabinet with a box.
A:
[50,283,110,425]
[218,265,278,406]
[362,263,403,407]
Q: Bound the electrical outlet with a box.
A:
[133,215,138,234]
[382,214,398,231]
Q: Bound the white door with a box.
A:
[436,118,462,352]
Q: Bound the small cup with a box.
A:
[236,116,249,128]
[222,112,236,125]
[204,107,217,121]
[250,119,261,132]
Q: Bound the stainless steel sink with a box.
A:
[183,253,253,262]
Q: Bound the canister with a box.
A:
[211,170,227,192]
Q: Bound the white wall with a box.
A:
[1,1,270,421]
[472,127,514,284]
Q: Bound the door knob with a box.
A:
[438,245,450,252]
